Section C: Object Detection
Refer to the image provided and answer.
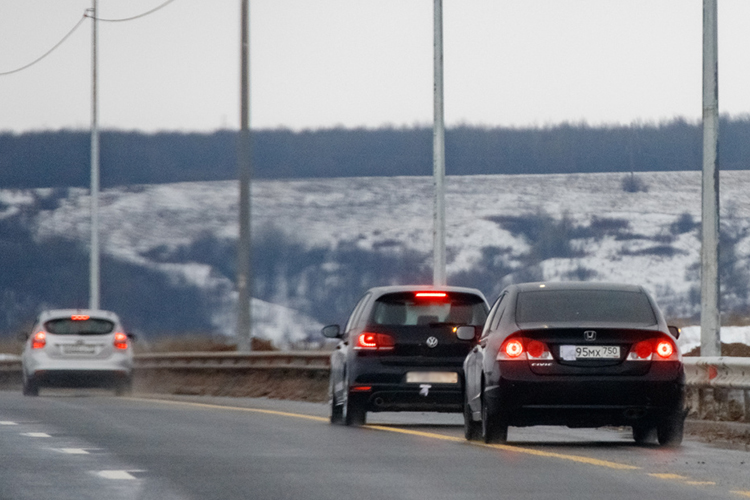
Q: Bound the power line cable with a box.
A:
[87,0,178,22]
[0,13,87,77]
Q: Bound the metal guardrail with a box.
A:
[134,351,331,371]
[683,357,750,389]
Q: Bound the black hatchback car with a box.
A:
[463,282,686,446]
[322,285,488,425]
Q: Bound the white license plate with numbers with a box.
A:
[560,345,620,361]
[406,372,458,384]
[61,344,97,355]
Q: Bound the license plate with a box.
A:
[406,372,458,384]
[61,344,97,355]
[560,345,620,361]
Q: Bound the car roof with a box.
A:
[364,285,487,302]
[513,281,645,293]
[37,309,121,323]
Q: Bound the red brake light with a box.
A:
[629,337,677,361]
[355,332,395,351]
[32,331,46,349]
[114,332,128,350]
[632,340,652,359]
[71,315,90,321]
[504,339,524,358]
[655,340,674,359]
[526,340,545,358]
[415,292,447,299]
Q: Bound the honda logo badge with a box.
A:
[584,330,597,341]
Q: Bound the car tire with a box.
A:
[343,393,366,426]
[632,424,657,445]
[657,412,684,448]
[481,395,507,444]
[22,375,39,397]
[330,391,344,424]
[463,398,481,441]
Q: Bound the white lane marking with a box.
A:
[0,421,18,425]
[54,448,90,455]
[95,470,139,480]
[21,432,51,438]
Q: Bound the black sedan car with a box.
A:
[462,282,686,446]
[322,285,488,425]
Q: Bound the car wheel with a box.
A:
[342,393,366,426]
[632,424,657,445]
[329,391,344,424]
[22,375,39,397]
[481,395,507,444]
[463,398,481,441]
[657,412,684,448]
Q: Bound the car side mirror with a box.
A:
[321,324,342,339]
[17,332,29,342]
[667,325,681,340]
[456,325,476,341]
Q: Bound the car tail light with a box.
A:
[498,336,551,361]
[31,331,46,349]
[415,291,447,299]
[497,337,525,360]
[71,315,90,321]
[628,336,678,361]
[526,340,552,359]
[655,340,674,359]
[113,332,128,350]
[354,332,395,351]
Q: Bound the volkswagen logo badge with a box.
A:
[584,330,597,341]
[426,336,439,348]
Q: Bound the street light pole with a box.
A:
[89,0,100,310]
[432,0,446,287]
[701,0,721,357]
[236,0,252,351]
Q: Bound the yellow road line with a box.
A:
[732,491,750,498]
[649,473,688,480]
[127,397,329,423]
[365,424,640,470]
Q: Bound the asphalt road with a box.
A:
[1,390,749,500]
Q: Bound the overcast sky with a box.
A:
[1,0,749,133]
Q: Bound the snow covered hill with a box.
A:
[3,170,750,348]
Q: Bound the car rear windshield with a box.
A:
[515,289,657,325]
[370,292,487,326]
[44,318,115,335]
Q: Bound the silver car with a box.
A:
[20,309,134,396]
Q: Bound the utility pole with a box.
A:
[89,0,100,310]
[432,0,446,287]
[236,0,252,351]
[701,0,721,357]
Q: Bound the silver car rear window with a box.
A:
[516,289,657,325]
[44,318,115,335]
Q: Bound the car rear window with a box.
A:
[515,289,657,325]
[370,292,487,326]
[44,318,115,335]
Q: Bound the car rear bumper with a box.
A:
[349,385,463,413]
[350,363,464,412]
[485,370,685,428]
